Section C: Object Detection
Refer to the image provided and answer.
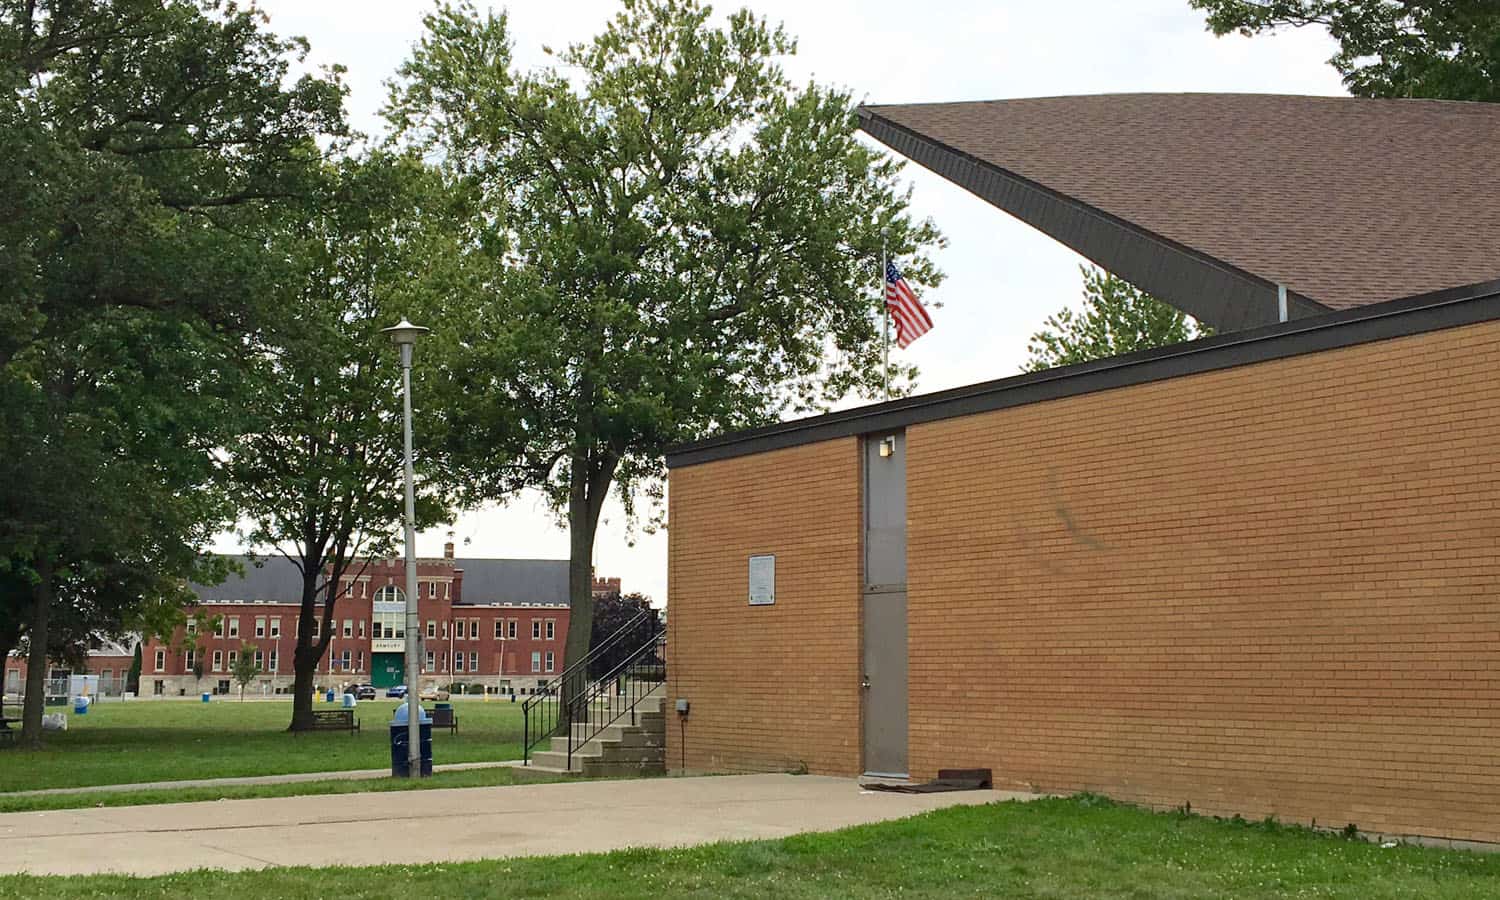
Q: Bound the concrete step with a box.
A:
[508,763,579,783]
[568,718,664,742]
[551,729,664,756]
[579,757,665,778]
[529,748,597,772]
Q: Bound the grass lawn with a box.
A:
[0,764,555,813]
[1,795,1495,898]
[0,698,524,791]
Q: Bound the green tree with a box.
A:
[1189,1,1500,101]
[385,0,943,679]
[229,154,456,732]
[588,591,657,680]
[231,642,260,702]
[1025,266,1210,372]
[0,0,346,747]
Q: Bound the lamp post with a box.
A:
[383,317,429,778]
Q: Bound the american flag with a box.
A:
[885,261,933,348]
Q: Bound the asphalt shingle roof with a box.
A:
[452,558,569,607]
[188,555,570,607]
[861,94,1500,312]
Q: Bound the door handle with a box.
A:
[860,676,871,690]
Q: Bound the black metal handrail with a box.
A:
[566,627,667,771]
[522,607,657,764]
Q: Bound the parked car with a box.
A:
[386,684,407,699]
[419,686,450,702]
[351,684,377,701]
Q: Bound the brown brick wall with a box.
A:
[667,438,862,775]
[905,320,1500,844]
[667,318,1500,845]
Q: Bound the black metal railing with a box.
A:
[564,629,666,770]
[522,608,661,764]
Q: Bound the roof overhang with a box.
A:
[857,106,1323,332]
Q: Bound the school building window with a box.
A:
[214,618,224,637]
[454,652,465,674]
[254,649,264,670]
[255,617,265,638]
[532,620,541,639]
[531,651,541,673]
[546,619,555,640]
[469,651,478,672]
[185,618,197,635]
[427,621,436,639]
[469,619,479,640]
[213,650,223,672]
[228,617,240,638]
[341,650,351,670]
[270,617,281,638]
[507,619,517,640]
[424,651,434,672]
[494,620,505,639]
[154,649,165,672]
[184,650,197,672]
[269,649,279,672]
[545,651,554,673]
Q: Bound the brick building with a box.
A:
[3,638,137,699]
[664,95,1500,847]
[140,546,583,698]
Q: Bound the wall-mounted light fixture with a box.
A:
[878,436,896,458]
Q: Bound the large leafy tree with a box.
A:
[385,0,943,678]
[1189,1,1500,101]
[230,154,457,731]
[1025,266,1210,372]
[1,0,345,745]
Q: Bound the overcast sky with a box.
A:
[224,0,1346,605]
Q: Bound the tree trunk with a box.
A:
[289,654,315,728]
[287,565,324,731]
[20,558,53,749]
[561,450,618,719]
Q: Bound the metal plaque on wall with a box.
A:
[748,554,775,605]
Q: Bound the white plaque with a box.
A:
[748,554,775,606]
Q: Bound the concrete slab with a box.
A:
[5,760,520,797]
[0,774,1037,877]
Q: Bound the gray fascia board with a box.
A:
[665,277,1500,469]
[856,108,1327,332]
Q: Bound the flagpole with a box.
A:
[880,226,890,400]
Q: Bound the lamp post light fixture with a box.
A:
[383,318,429,778]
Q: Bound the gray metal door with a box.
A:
[862,431,908,777]
[862,590,908,776]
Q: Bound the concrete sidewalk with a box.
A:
[0,774,1031,876]
[7,760,519,797]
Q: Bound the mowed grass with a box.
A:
[2,795,1496,898]
[0,698,525,791]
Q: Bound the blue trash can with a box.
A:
[325,689,335,703]
[72,696,90,715]
[389,702,433,777]
[201,692,211,703]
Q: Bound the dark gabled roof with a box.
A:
[858,94,1500,332]
[189,555,571,608]
[190,555,304,604]
[666,277,1500,469]
[452,558,569,607]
